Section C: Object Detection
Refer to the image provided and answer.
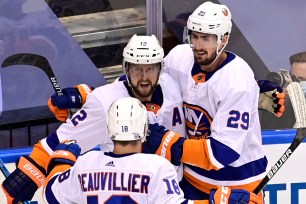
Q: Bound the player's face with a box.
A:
[127,63,160,100]
[291,62,306,81]
[190,31,218,66]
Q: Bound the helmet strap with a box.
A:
[204,34,229,68]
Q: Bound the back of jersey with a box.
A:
[45,151,185,204]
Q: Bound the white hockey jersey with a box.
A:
[164,44,269,194]
[41,73,185,154]
[43,151,186,204]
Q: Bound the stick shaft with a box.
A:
[253,128,306,194]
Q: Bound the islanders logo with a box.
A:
[183,102,212,139]
[222,8,228,16]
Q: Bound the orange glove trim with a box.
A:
[75,84,92,104]
[17,156,46,188]
[214,186,232,204]
[192,200,209,204]
[1,185,14,204]
[213,186,263,204]
[48,98,69,122]
[45,150,77,173]
[156,131,181,162]
[274,92,286,117]
[30,141,51,170]
[275,92,285,99]
[249,191,264,204]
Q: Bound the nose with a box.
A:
[139,69,148,79]
[193,39,202,50]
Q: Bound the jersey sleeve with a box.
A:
[43,163,83,203]
[55,91,109,153]
[149,158,186,204]
[31,89,109,170]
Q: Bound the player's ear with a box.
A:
[220,34,229,48]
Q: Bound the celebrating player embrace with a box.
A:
[43,97,263,204]
[1,2,285,204]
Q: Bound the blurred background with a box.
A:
[1,1,306,203]
[0,0,305,146]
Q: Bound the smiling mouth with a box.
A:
[195,50,207,56]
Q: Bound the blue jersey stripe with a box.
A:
[209,137,240,166]
[185,156,268,181]
[45,175,61,204]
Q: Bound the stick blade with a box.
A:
[1,53,54,80]
[295,127,306,143]
[2,53,49,70]
[287,82,306,128]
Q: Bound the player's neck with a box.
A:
[113,144,142,154]
[135,94,152,102]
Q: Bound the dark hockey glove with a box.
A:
[46,141,81,174]
[209,186,263,204]
[257,80,285,117]
[142,123,185,166]
[48,84,92,122]
[1,156,46,204]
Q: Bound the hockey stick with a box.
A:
[253,82,306,194]
[0,158,38,204]
[1,53,63,96]
[0,158,10,179]
[0,53,61,204]
[1,53,81,116]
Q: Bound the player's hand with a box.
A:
[209,186,263,204]
[1,156,47,204]
[142,123,185,165]
[46,140,81,174]
[257,80,285,117]
[48,84,92,122]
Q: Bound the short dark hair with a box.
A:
[289,51,306,65]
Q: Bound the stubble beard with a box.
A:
[194,50,217,66]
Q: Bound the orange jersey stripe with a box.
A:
[184,171,264,197]
[43,164,71,192]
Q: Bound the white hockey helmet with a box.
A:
[186,1,232,45]
[107,97,148,142]
[122,34,164,72]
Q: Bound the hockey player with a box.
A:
[43,97,263,204]
[1,7,283,204]
[142,1,272,200]
[1,35,185,203]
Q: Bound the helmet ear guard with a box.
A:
[107,97,148,143]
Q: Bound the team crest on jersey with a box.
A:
[192,73,206,85]
[183,102,212,139]
[145,103,161,115]
[222,8,229,16]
